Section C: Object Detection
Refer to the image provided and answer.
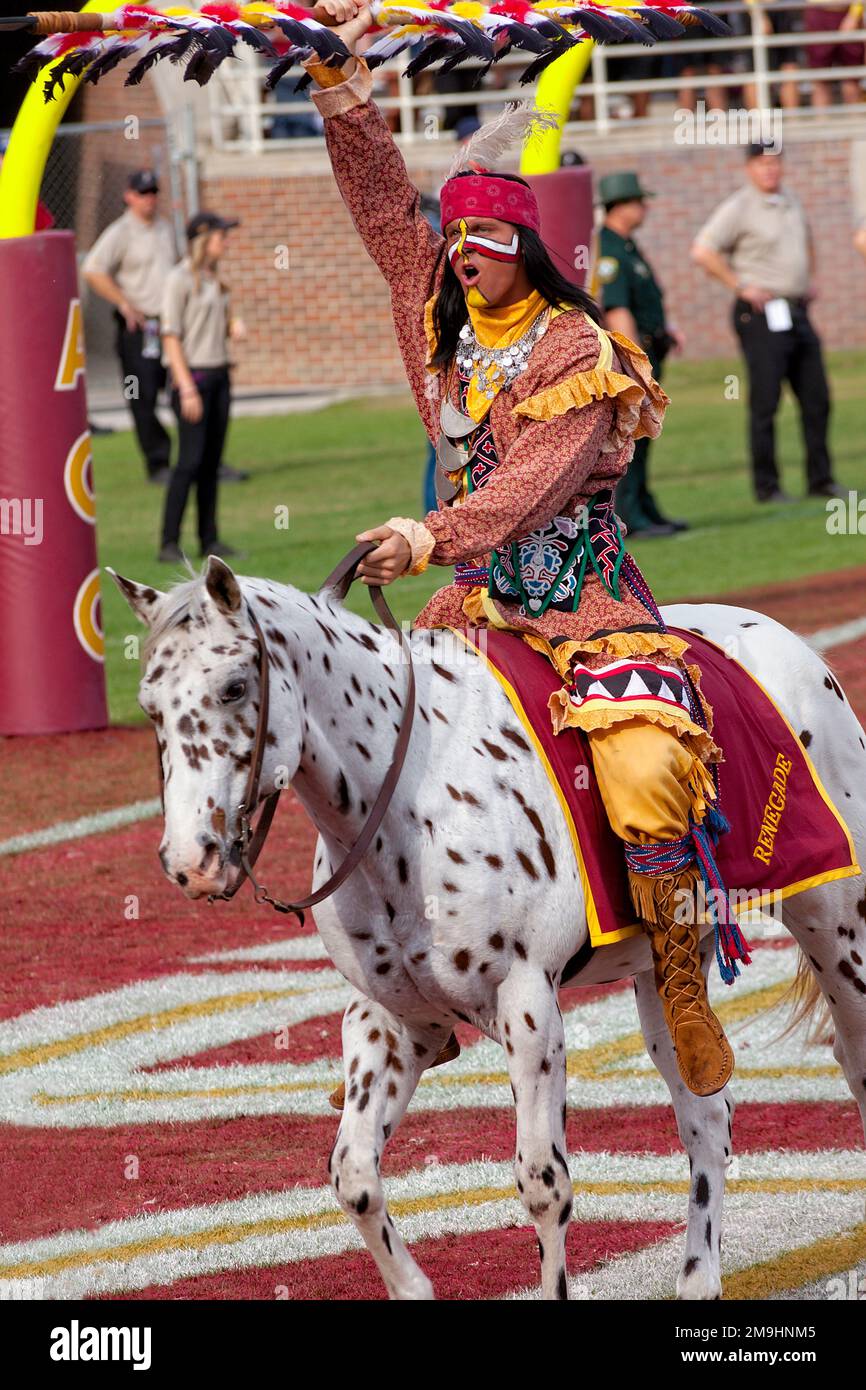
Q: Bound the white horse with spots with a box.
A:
[110,558,866,1301]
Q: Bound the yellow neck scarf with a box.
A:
[463,289,548,422]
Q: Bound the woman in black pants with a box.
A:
[158,211,244,563]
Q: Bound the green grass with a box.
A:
[96,351,866,724]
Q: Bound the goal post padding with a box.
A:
[0,231,108,735]
[525,164,594,290]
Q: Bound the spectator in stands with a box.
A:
[158,213,245,564]
[804,0,864,106]
[83,170,176,484]
[691,141,841,503]
[673,4,754,112]
[596,171,687,537]
[744,0,803,110]
[604,51,659,120]
[436,69,480,132]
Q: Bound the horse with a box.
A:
[109,556,866,1302]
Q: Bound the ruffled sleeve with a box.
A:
[512,317,670,452]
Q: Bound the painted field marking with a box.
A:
[0,799,161,858]
[807,615,866,653]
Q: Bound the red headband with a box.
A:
[439,171,540,235]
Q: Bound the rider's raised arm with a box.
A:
[307,60,444,291]
[305,56,446,430]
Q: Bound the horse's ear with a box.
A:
[105,568,165,628]
[205,555,242,615]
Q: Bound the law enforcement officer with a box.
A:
[692,142,840,503]
[596,171,686,537]
[83,170,176,485]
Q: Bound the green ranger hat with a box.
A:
[597,171,655,208]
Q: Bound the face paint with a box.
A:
[447,226,521,267]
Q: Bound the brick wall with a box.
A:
[76,79,168,247]
[199,130,866,388]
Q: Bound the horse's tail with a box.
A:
[775,950,833,1045]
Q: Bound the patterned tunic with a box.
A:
[310,63,718,765]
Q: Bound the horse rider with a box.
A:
[304,1,750,1097]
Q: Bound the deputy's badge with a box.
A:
[597,256,620,284]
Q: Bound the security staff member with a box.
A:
[692,142,840,503]
[596,172,687,537]
[159,211,244,564]
[83,170,176,485]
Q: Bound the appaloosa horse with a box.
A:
[110,557,866,1301]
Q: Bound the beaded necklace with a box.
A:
[455,308,550,401]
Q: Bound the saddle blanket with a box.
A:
[445,625,860,946]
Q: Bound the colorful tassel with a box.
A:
[625,812,752,986]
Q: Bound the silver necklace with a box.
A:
[456,308,550,400]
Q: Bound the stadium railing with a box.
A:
[201,1,866,152]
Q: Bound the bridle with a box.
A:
[154,541,416,926]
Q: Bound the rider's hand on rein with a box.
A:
[355,525,412,585]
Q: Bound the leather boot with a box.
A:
[328,1031,461,1111]
[630,867,734,1096]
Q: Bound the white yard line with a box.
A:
[0,799,161,858]
[4,610,866,860]
[806,615,866,654]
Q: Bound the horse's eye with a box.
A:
[220,680,246,705]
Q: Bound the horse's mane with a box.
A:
[142,575,210,663]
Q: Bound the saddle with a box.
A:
[444,625,858,949]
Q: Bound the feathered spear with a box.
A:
[4,3,732,96]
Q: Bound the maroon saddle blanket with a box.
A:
[444,625,859,947]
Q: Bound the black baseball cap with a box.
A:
[746,140,781,159]
[186,211,240,241]
[128,169,159,194]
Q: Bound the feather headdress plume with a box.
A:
[446,101,561,178]
[6,6,736,99]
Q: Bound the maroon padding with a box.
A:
[525,165,595,288]
[0,231,108,735]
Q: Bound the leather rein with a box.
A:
[154,542,416,926]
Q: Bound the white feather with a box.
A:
[446,100,561,178]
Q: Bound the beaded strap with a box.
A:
[454,564,489,587]
[625,809,752,986]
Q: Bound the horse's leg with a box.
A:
[782,875,866,1145]
[499,966,572,1300]
[329,991,442,1300]
[634,958,732,1300]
